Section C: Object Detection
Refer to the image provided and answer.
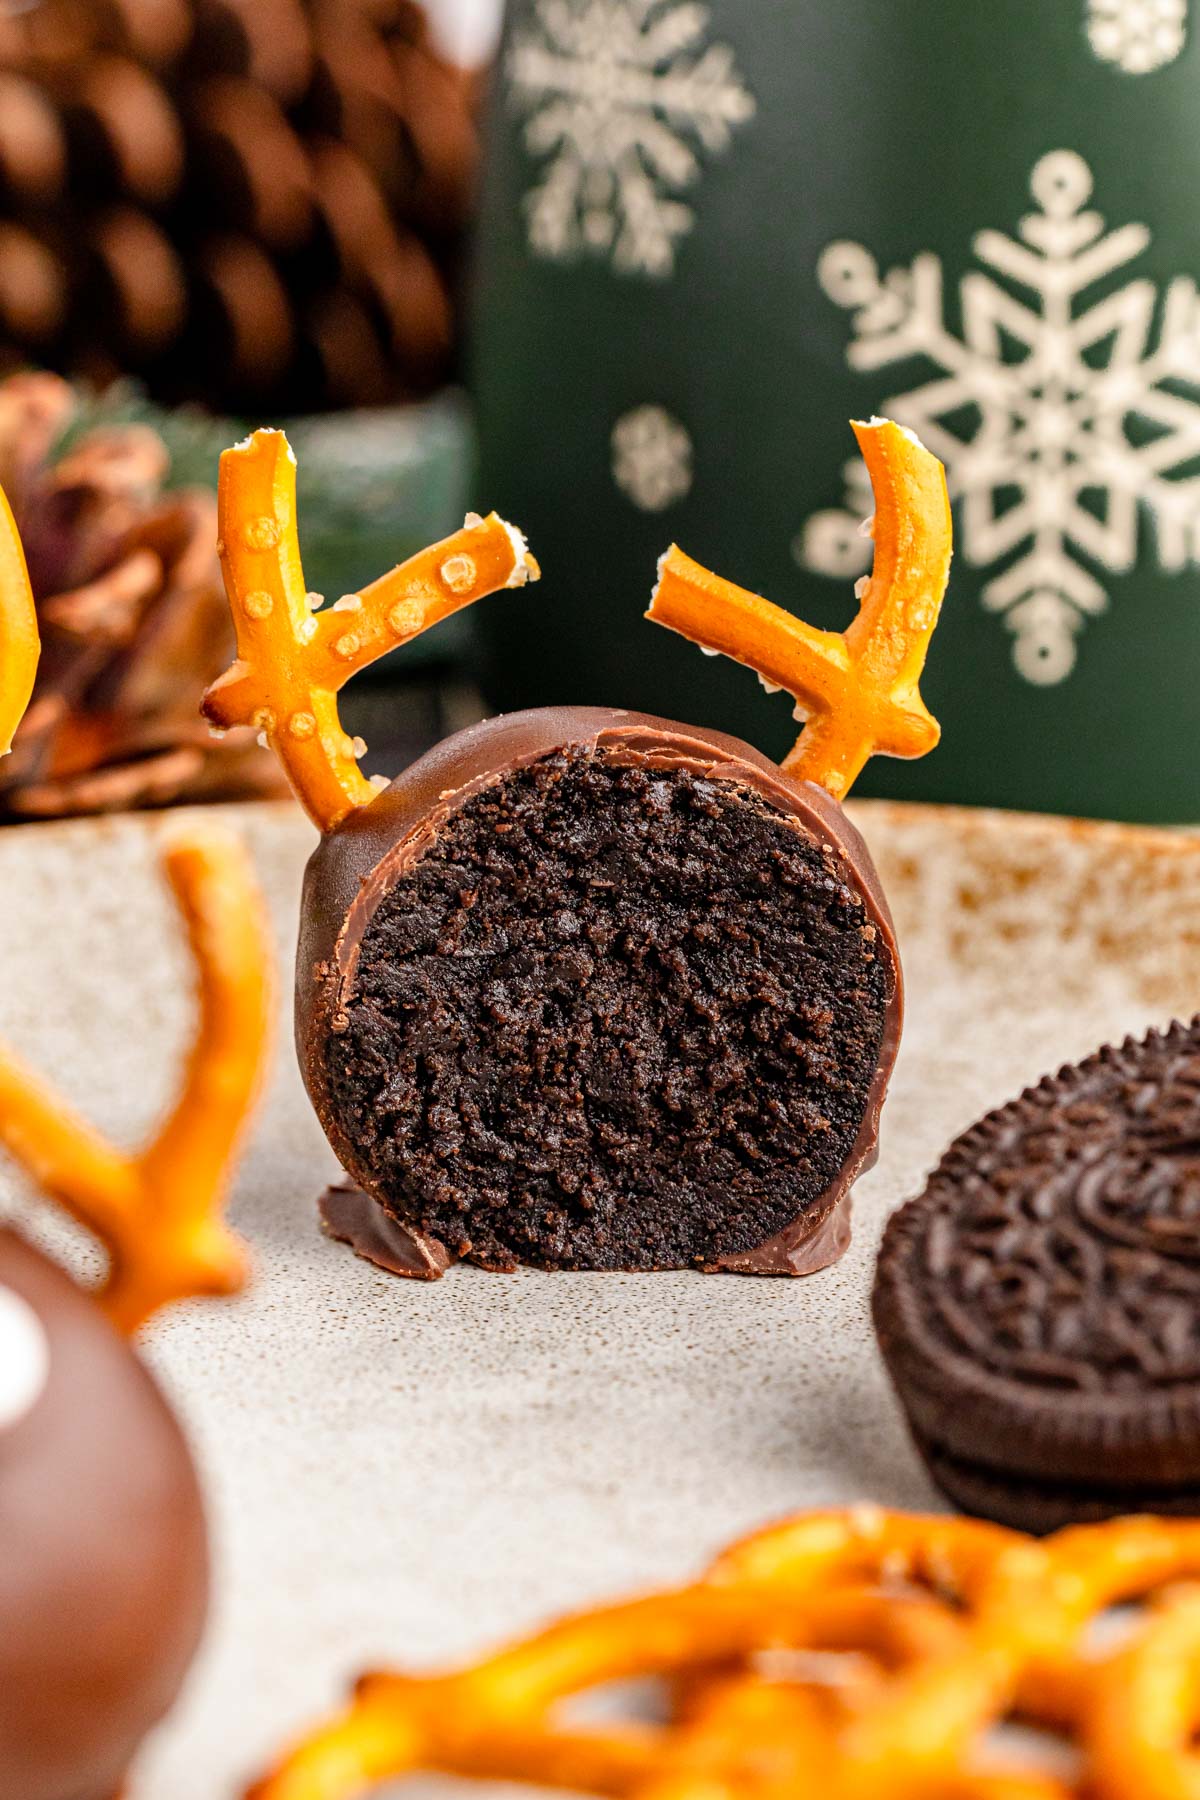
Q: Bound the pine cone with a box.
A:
[0,0,478,413]
[0,369,286,818]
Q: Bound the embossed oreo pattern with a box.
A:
[873,1018,1200,1513]
[918,1019,1200,1390]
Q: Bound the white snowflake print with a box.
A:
[800,150,1200,685]
[1087,0,1187,72]
[612,405,693,509]
[506,0,755,278]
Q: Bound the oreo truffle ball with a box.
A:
[298,708,902,1276]
[0,1228,208,1800]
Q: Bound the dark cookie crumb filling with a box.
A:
[322,749,891,1271]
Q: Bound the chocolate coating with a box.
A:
[0,1228,208,1800]
[320,1179,454,1279]
[874,1017,1200,1532]
[298,708,903,1275]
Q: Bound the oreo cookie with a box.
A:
[872,1018,1200,1534]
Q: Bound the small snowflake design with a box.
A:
[612,405,693,509]
[799,150,1200,685]
[506,0,755,277]
[1087,0,1187,72]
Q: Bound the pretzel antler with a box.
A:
[0,823,272,1336]
[202,428,540,832]
[0,479,39,757]
[647,419,952,802]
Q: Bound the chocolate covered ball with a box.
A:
[0,1227,208,1800]
[297,708,902,1277]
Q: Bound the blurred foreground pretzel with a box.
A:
[0,478,39,757]
[203,428,539,831]
[648,419,953,801]
[246,1508,1200,1800]
[0,461,271,1334]
[0,822,272,1334]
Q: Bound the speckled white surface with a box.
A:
[2,798,1199,1800]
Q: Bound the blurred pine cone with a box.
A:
[0,369,286,817]
[0,0,478,413]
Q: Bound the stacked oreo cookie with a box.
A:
[874,1018,1200,1533]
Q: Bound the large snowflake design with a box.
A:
[506,0,755,278]
[1087,0,1187,72]
[799,150,1200,685]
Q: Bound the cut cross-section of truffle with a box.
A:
[206,417,952,1281]
[298,707,903,1275]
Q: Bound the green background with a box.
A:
[470,0,1200,823]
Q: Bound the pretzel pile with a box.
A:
[648,419,953,801]
[246,1506,1200,1800]
[203,428,539,831]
